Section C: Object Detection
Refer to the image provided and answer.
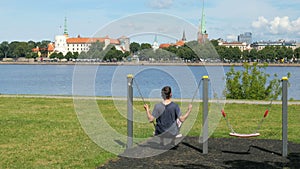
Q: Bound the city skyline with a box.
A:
[0,0,299,43]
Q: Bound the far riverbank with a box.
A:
[1,61,300,67]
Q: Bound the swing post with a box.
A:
[127,74,134,149]
[202,75,209,154]
[282,77,288,157]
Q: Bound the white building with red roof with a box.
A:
[53,17,130,56]
[54,34,130,55]
[218,41,251,51]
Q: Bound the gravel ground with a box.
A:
[98,137,300,169]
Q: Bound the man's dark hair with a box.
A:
[161,86,172,99]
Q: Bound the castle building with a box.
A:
[53,17,130,56]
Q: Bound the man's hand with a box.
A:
[188,103,193,111]
[144,104,149,111]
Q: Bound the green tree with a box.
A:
[104,46,124,61]
[286,47,294,61]
[215,45,227,61]
[260,46,276,62]
[140,43,152,50]
[139,48,156,61]
[177,46,195,61]
[122,51,130,60]
[13,42,27,58]
[294,47,300,61]
[241,50,250,62]
[185,40,215,61]
[26,52,38,59]
[65,52,73,60]
[129,42,140,54]
[164,45,177,54]
[57,52,64,60]
[225,63,290,100]
[86,41,105,59]
[249,49,258,62]
[73,52,79,60]
[151,48,173,61]
[0,41,9,58]
[276,46,286,59]
[78,51,88,59]
[27,41,36,52]
[210,39,219,47]
[231,47,242,62]
[49,52,58,59]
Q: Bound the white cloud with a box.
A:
[148,0,173,9]
[252,16,300,35]
[252,16,269,29]
[291,18,300,32]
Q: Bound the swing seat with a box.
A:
[229,132,260,138]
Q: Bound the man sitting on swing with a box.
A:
[144,86,192,149]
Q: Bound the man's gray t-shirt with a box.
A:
[152,102,181,136]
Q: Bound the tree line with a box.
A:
[0,40,51,59]
[1,40,300,63]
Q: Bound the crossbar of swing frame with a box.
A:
[132,77,203,104]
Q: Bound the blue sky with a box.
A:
[0,0,300,43]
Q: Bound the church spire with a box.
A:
[200,0,206,35]
[152,34,159,50]
[154,34,158,43]
[64,17,69,37]
[198,0,208,43]
[182,30,187,42]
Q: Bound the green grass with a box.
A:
[0,97,115,169]
[1,96,299,168]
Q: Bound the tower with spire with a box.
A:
[152,35,159,50]
[182,30,187,42]
[197,0,208,44]
[64,17,69,37]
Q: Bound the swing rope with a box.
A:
[254,98,273,133]
[190,78,202,104]
[221,110,235,133]
[133,78,146,104]
[221,99,273,138]
[133,78,156,128]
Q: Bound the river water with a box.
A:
[0,64,299,100]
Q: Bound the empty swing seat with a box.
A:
[229,132,260,138]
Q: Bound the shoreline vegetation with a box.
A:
[1,60,300,66]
